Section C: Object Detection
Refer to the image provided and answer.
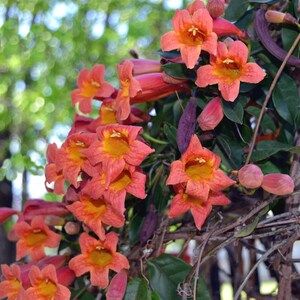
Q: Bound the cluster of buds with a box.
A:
[238,164,294,195]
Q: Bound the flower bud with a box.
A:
[261,174,294,195]
[198,97,224,131]
[64,221,81,235]
[207,0,225,19]
[127,59,162,76]
[238,164,263,189]
[0,208,20,224]
[106,269,128,300]
[265,10,298,26]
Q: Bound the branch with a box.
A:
[245,33,300,165]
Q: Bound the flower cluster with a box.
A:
[0,0,297,299]
[166,134,235,229]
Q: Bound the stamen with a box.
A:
[188,25,200,36]
[96,246,104,250]
[222,58,235,64]
[195,157,206,164]
[91,80,101,88]
[75,141,85,147]
[33,229,42,233]
[110,131,121,138]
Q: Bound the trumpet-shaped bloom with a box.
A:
[83,124,154,186]
[55,133,98,188]
[198,96,224,131]
[45,143,65,195]
[71,64,115,114]
[22,199,69,222]
[0,264,26,300]
[26,265,71,300]
[14,216,61,261]
[196,40,266,101]
[169,186,230,230]
[69,232,129,288]
[160,8,217,69]
[67,193,125,240]
[83,165,147,213]
[166,134,235,200]
[0,208,21,224]
[115,60,142,120]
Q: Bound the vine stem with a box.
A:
[244,33,300,165]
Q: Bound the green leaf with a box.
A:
[252,141,292,161]
[124,278,151,300]
[163,123,178,149]
[157,50,181,59]
[272,73,300,129]
[235,216,260,237]
[161,63,188,79]
[147,254,211,300]
[258,161,281,174]
[246,106,277,134]
[289,146,300,154]
[147,254,190,300]
[222,99,244,124]
[225,0,249,22]
[281,27,300,57]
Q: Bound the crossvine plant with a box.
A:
[1,0,300,299]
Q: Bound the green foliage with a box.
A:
[147,254,211,300]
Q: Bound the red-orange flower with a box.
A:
[71,64,115,114]
[67,193,125,240]
[69,232,129,288]
[166,134,235,200]
[14,216,61,261]
[83,165,147,212]
[83,124,154,186]
[45,143,65,195]
[160,7,217,69]
[115,60,142,120]
[26,265,71,300]
[196,40,266,101]
[55,132,98,188]
[0,264,26,300]
[169,186,230,230]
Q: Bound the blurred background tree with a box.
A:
[0,0,183,264]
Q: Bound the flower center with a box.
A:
[68,140,87,162]
[215,58,242,82]
[84,196,107,216]
[103,131,129,158]
[25,229,47,247]
[87,247,113,268]
[179,25,205,46]
[185,157,213,181]
[110,170,132,192]
[82,80,101,98]
[37,278,57,298]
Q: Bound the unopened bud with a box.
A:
[238,164,263,189]
[106,269,128,300]
[261,174,294,195]
[265,10,298,26]
[198,97,224,131]
[207,0,225,19]
[45,215,65,226]
[64,221,81,235]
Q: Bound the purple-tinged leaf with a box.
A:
[177,97,197,153]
